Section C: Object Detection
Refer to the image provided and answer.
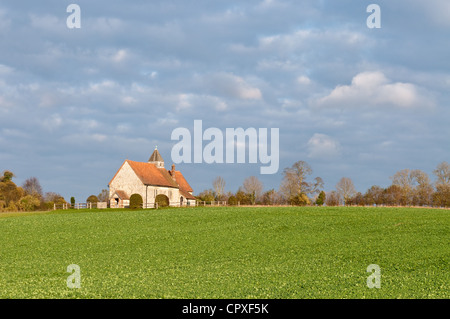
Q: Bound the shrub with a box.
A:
[228,195,238,206]
[289,193,310,206]
[86,195,99,203]
[155,194,169,207]
[316,191,326,206]
[18,195,41,211]
[129,194,143,209]
[6,201,18,212]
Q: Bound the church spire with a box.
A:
[148,146,164,168]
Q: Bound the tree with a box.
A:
[212,177,226,201]
[391,169,415,205]
[315,191,326,206]
[44,192,66,205]
[70,197,75,209]
[433,184,450,207]
[383,185,403,206]
[261,189,277,205]
[410,170,433,206]
[432,162,450,207]
[280,161,323,203]
[235,188,252,205]
[196,189,216,202]
[0,170,14,182]
[348,192,365,206]
[98,189,109,202]
[364,185,384,206]
[86,195,99,203]
[22,177,43,199]
[0,171,24,208]
[242,176,263,205]
[433,161,450,186]
[336,177,356,205]
[325,191,340,206]
[228,195,238,206]
[391,169,434,206]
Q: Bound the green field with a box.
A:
[0,206,448,299]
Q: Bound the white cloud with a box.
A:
[314,71,434,109]
[176,93,228,111]
[88,80,118,93]
[121,96,138,105]
[42,114,63,132]
[257,29,367,53]
[307,133,342,159]
[112,49,128,63]
[206,73,262,100]
[92,134,107,142]
[177,93,192,110]
[90,17,125,34]
[297,76,311,85]
[0,64,13,75]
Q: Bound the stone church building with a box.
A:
[108,148,196,208]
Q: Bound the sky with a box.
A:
[0,0,449,202]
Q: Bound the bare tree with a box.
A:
[335,177,356,205]
[325,191,340,206]
[433,162,450,207]
[434,161,450,186]
[364,185,384,206]
[280,161,323,203]
[410,170,433,206]
[391,169,415,205]
[44,192,66,204]
[212,176,226,200]
[22,177,43,199]
[242,176,263,205]
[98,189,109,202]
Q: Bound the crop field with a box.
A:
[0,206,448,299]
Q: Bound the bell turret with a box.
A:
[148,146,164,168]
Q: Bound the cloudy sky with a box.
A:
[1,0,449,202]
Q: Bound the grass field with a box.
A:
[0,206,448,299]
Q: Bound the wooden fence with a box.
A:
[196,201,228,206]
[53,202,108,210]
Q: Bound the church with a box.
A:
[108,148,196,208]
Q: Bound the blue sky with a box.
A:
[0,0,449,202]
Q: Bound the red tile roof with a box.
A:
[109,160,195,199]
[179,189,196,200]
[173,171,193,193]
[126,160,178,188]
[113,190,129,200]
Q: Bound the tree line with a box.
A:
[0,170,109,212]
[2,161,449,212]
[196,161,450,208]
